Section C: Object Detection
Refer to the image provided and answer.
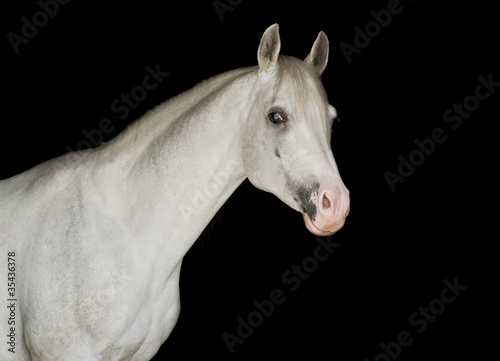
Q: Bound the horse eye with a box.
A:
[268,111,286,124]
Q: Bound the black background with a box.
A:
[2,0,497,360]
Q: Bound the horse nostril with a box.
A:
[322,193,331,209]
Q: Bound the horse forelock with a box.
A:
[270,55,329,118]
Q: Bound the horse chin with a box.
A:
[303,212,336,236]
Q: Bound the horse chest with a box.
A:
[100,264,183,360]
[104,292,181,361]
[22,248,182,361]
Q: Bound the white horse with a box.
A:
[0,24,349,360]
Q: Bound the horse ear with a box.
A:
[258,24,281,72]
[305,31,329,76]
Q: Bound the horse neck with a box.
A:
[98,66,257,269]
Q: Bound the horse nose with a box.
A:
[316,186,350,233]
